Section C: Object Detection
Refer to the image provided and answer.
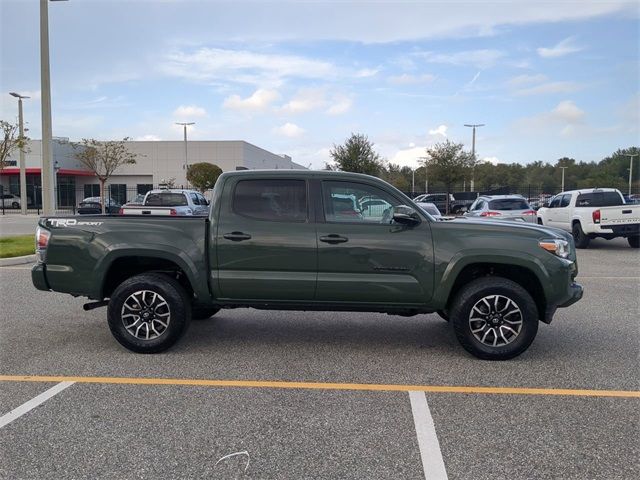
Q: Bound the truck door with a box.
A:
[214,177,317,301]
[315,179,434,305]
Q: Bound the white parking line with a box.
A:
[0,381,75,429]
[409,391,448,480]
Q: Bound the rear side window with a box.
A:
[145,193,189,206]
[233,179,307,222]
[488,199,530,210]
[576,192,624,207]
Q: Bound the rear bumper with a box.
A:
[593,223,640,237]
[31,263,50,291]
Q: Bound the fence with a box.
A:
[1,183,638,215]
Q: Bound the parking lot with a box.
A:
[0,238,638,479]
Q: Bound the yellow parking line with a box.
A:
[1,375,638,398]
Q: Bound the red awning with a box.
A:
[0,168,95,176]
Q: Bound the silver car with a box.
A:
[464,195,537,223]
[416,201,443,219]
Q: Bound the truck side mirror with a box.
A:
[392,205,421,225]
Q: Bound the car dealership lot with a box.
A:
[1,238,638,479]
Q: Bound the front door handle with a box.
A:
[320,234,348,244]
[223,231,252,241]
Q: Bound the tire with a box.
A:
[107,273,191,353]
[436,309,449,322]
[537,218,543,225]
[11,202,19,209]
[628,236,640,248]
[191,306,220,320]
[449,277,539,360]
[572,222,590,249]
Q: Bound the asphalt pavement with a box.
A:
[0,238,638,479]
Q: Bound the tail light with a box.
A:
[35,226,51,263]
[523,210,536,215]
[480,211,502,217]
[118,208,124,215]
[169,208,177,216]
[592,209,601,224]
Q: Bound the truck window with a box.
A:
[576,192,624,207]
[549,196,561,208]
[322,181,398,223]
[233,179,307,222]
[190,193,200,205]
[145,193,189,206]
[559,194,571,208]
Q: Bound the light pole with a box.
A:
[559,166,568,192]
[40,0,68,215]
[9,92,30,214]
[464,123,484,192]
[627,154,638,196]
[175,122,194,173]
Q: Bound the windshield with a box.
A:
[145,193,188,206]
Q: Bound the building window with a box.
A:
[109,184,127,205]
[137,184,153,195]
[57,175,76,207]
[84,184,100,199]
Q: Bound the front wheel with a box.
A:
[11,202,19,209]
[449,277,539,360]
[107,273,191,353]
[628,236,640,248]
[572,222,590,249]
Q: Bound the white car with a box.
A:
[1,193,21,209]
[536,188,640,248]
[415,201,442,219]
[120,189,210,216]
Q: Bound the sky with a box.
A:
[1,0,638,169]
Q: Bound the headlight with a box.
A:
[539,239,570,258]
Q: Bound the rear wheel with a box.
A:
[107,273,191,353]
[572,222,590,249]
[449,277,538,360]
[628,236,640,248]
[11,201,19,209]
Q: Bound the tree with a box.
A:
[424,140,476,213]
[0,120,29,171]
[73,138,137,213]
[186,162,223,192]
[330,133,385,176]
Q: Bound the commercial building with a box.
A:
[0,139,305,208]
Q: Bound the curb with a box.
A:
[0,254,36,267]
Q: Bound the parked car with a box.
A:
[33,170,583,360]
[464,195,537,223]
[415,201,443,219]
[124,194,146,206]
[537,188,640,248]
[119,189,209,216]
[1,193,21,209]
[413,193,469,214]
[77,197,121,215]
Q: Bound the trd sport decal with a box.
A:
[47,219,104,227]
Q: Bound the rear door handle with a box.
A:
[320,234,348,244]
[223,232,252,241]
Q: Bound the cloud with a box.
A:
[135,134,162,141]
[326,95,353,115]
[355,68,380,78]
[389,146,427,168]
[537,36,584,58]
[428,125,448,137]
[506,74,548,87]
[515,100,586,136]
[552,100,586,123]
[173,105,208,118]
[514,81,582,96]
[223,89,280,111]
[160,47,336,87]
[281,88,326,114]
[387,73,436,85]
[273,122,305,138]
[415,49,505,69]
[482,156,501,165]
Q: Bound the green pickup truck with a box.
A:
[32,170,583,360]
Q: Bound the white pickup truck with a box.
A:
[119,189,210,216]
[537,188,640,248]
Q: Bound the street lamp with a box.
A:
[175,122,195,173]
[464,123,485,192]
[9,92,30,214]
[559,166,568,192]
[40,0,68,215]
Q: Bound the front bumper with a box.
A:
[543,282,583,323]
